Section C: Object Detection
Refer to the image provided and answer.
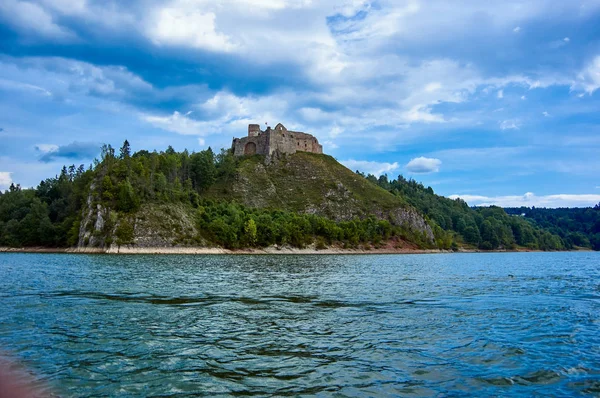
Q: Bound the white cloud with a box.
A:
[401,105,445,123]
[405,157,441,173]
[147,2,236,52]
[573,55,600,94]
[521,95,526,100]
[542,111,550,117]
[35,144,59,153]
[513,26,521,33]
[499,119,520,130]
[197,138,206,146]
[142,111,208,136]
[0,0,75,39]
[341,159,399,177]
[449,192,600,208]
[0,171,12,190]
[564,37,570,42]
[497,89,503,99]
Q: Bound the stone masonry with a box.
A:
[232,123,323,157]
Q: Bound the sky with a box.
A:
[1,0,600,207]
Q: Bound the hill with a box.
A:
[504,206,600,250]
[0,143,436,251]
[206,152,428,226]
[1,141,592,252]
[360,173,594,251]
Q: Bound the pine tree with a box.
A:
[119,140,131,159]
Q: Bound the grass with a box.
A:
[206,152,408,220]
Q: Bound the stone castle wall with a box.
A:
[232,123,323,157]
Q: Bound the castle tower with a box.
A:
[248,124,261,137]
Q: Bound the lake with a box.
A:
[0,252,599,396]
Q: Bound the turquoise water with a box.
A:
[0,252,599,396]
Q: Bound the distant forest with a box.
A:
[504,207,600,250]
[358,172,600,251]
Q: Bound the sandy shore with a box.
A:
[0,245,452,255]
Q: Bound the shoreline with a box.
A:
[0,246,584,255]
[0,246,449,255]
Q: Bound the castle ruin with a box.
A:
[232,123,323,157]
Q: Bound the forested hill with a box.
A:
[0,140,592,251]
[0,142,434,250]
[504,207,600,250]
[358,172,599,251]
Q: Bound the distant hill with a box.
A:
[504,206,600,250]
[360,173,596,251]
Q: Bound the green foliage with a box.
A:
[194,200,415,250]
[0,163,93,247]
[1,139,595,252]
[115,220,135,247]
[116,180,140,213]
[243,218,258,246]
[505,206,600,250]
[190,148,216,192]
[361,172,572,251]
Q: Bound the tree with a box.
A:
[216,149,237,181]
[462,226,480,245]
[190,149,216,192]
[116,180,140,213]
[480,219,500,249]
[119,140,131,159]
[115,220,135,247]
[101,176,114,201]
[243,218,257,246]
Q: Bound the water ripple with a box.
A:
[0,252,599,397]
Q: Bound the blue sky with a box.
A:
[1,0,600,207]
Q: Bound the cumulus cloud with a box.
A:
[449,192,600,208]
[1,0,599,188]
[341,159,399,177]
[405,157,441,173]
[0,171,12,190]
[141,91,291,138]
[147,3,236,52]
[36,141,100,163]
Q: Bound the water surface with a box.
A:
[0,252,599,396]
